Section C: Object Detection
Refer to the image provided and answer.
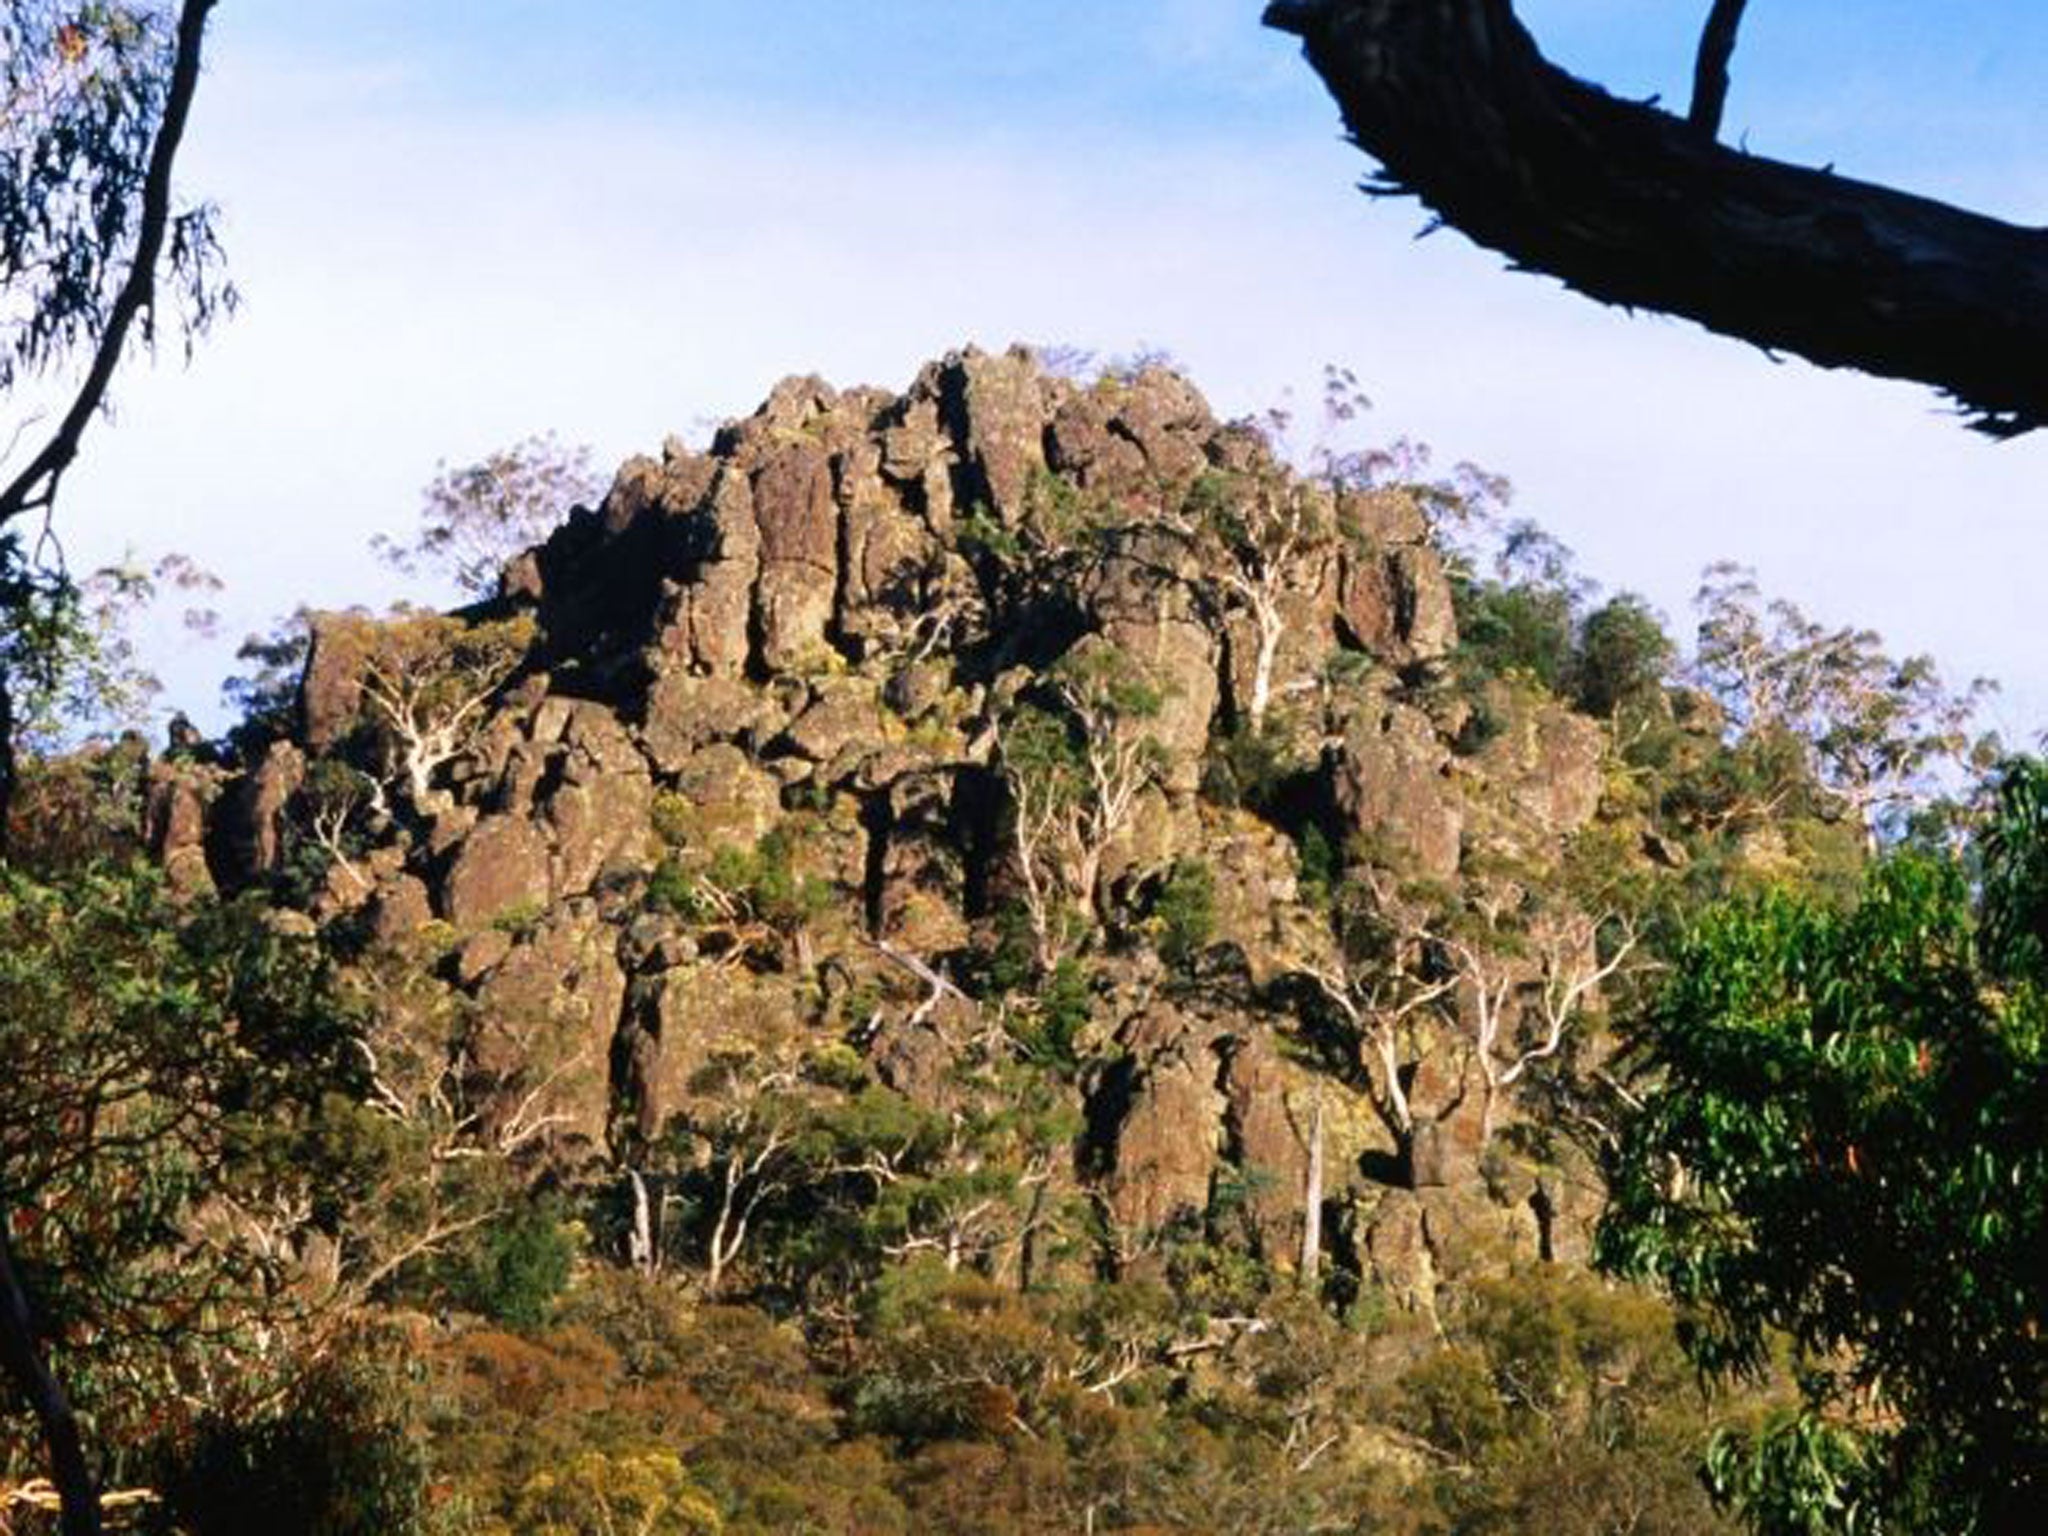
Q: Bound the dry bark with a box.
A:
[1265,0,2048,435]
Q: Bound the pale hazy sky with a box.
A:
[48,2,2048,737]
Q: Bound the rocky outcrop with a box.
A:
[1083,533,1218,796]
[1469,684,1607,845]
[1333,693,1463,881]
[1337,489,1458,666]
[1220,1033,1310,1265]
[207,739,303,888]
[161,347,1654,1301]
[146,758,218,897]
[1095,1004,1225,1252]
[468,903,625,1154]
[439,813,550,927]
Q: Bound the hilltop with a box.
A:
[18,345,1914,1531]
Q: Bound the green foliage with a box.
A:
[220,606,314,754]
[1200,717,1309,813]
[442,1205,578,1332]
[160,1346,429,1536]
[1978,756,2048,982]
[1389,1269,1732,1535]
[996,640,1171,974]
[1294,823,1338,911]
[643,853,705,919]
[1,543,221,753]
[1576,591,1677,724]
[1149,858,1217,970]
[513,1450,724,1535]
[1452,519,1589,694]
[1457,580,1579,695]
[1689,562,1995,847]
[1011,957,1092,1075]
[705,824,834,937]
[1598,770,2048,1532]
[0,2,233,399]
[0,862,358,1467]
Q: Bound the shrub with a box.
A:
[1152,859,1217,969]
[161,1350,428,1536]
[444,1204,578,1332]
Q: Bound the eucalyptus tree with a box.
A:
[1,5,227,1527]
[1598,760,2048,1532]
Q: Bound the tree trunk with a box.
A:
[626,1168,654,1272]
[1264,0,2048,434]
[0,1224,102,1536]
[1298,1089,1325,1284]
[0,0,222,524]
[1247,594,1283,734]
[0,671,14,859]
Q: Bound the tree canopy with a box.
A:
[1598,761,2048,1532]
[0,5,226,1529]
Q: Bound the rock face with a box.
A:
[165,347,1652,1310]
[1094,1005,1226,1256]
[1334,693,1464,882]
[207,740,303,888]
[439,813,551,927]
[1336,488,1458,666]
[146,759,218,897]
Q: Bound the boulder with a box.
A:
[1333,697,1463,882]
[1335,488,1457,665]
[145,758,218,898]
[639,672,769,774]
[470,907,624,1154]
[1469,685,1607,849]
[614,964,803,1142]
[661,466,759,678]
[1101,366,1212,486]
[1094,1005,1224,1253]
[208,740,303,889]
[1081,540,1218,795]
[366,874,433,948]
[834,436,936,654]
[1046,390,1147,491]
[439,813,551,927]
[663,743,783,853]
[780,680,885,766]
[538,701,653,896]
[938,347,1047,526]
[300,614,372,753]
[750,440,839,672]
[1220,1033,1308,1265]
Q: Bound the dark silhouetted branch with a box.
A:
[1264,0,2048,435]
[0,1227,100,1536]
[1689,0,1750,139]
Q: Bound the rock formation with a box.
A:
[173,345,1631,1311]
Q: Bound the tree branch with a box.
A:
[0,0,219,527]
[1264,0,2048,435]
[0,1222,101,1536]
[1689,0,1749,139]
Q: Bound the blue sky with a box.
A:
[54,2,2048,739]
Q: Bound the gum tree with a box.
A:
[1597,761,2048,1532]
[1,5,228,1528]
[372,434,602,600]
